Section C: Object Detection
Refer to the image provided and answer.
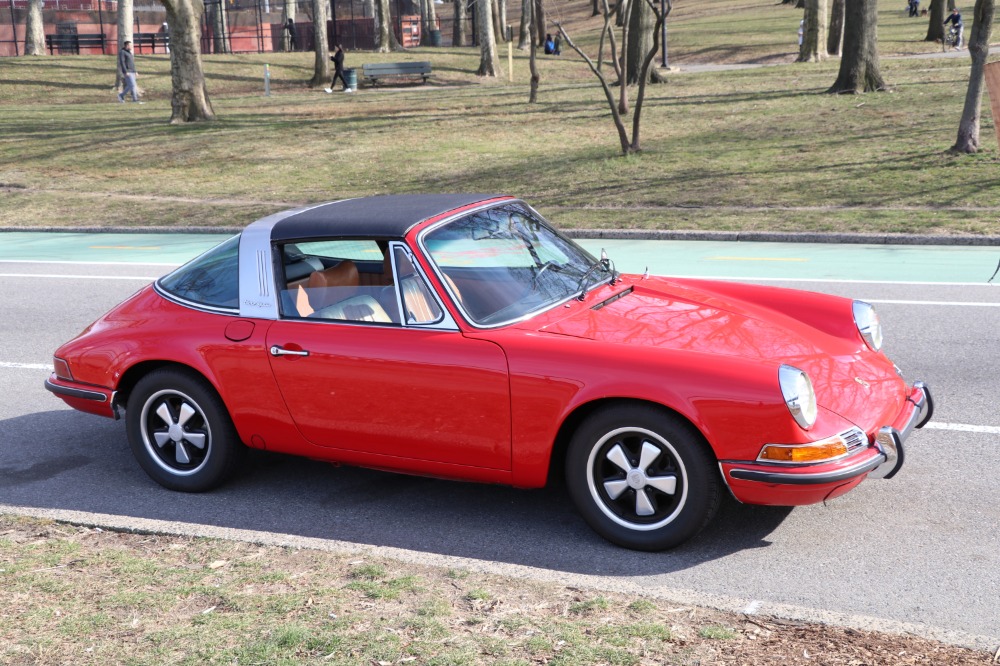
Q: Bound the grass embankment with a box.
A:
[0,515,991,665]
[1,0,998,235]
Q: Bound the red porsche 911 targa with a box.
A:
[46,194,932,550]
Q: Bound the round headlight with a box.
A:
[853,300,883,352]
[779,365,817,430]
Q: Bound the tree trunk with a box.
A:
[626,0,664,83]
[160,0,215,123]
[630,0,667,152]
[115,0,134,90]
[618,0,630,114]
[454,0,468,46]
[421,0,439,45]
[952,0,995,152]
[375,0,400,51]
[499,0,507,40]
[528,0,539,102]
[281,0,296,51]
[828,0,884,93]
[535,0,546,45]
[311,0,330,84]
[24,0,44,55]
[798,0,827,62]
[926,0,945,41]
[827,0,845,55]
[477,0,499,75]
[208,0,230,53]
[492,0,504,44]
[518,0,531,48]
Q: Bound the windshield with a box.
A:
[421,203,608,326]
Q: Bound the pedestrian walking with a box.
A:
[117,40,140,103]
[325,44,351,93]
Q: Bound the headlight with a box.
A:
[853,300,883,352]
[779,365,817,430]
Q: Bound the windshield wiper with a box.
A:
[576,249,618,301]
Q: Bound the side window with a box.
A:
[158,235,240,310]
[394,247,443,325]
[278,239,398,324]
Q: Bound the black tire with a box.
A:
[565,404,722,551]
[125,368,243,492]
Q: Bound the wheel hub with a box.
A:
[168,423,184,442]
[626,469,646,489]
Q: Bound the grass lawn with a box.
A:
[2,0,999,236]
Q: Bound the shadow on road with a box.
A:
[3,410,793,576]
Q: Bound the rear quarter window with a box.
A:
[157,235,240,310]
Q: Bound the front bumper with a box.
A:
[45,374,118,419]
[721,381,932,505]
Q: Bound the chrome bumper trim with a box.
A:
[728,455,883,485]
[44,378,108,403]
[869,381,931,480]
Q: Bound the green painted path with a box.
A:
[1,231,997,284]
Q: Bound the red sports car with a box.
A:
[46,194,932,550]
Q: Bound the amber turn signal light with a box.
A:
[758,436,849,464]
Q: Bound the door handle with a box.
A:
[270,345,310,357]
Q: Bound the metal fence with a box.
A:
[1,0,475,57]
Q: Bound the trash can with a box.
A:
[344,68,357,91]
[429,29,441,47]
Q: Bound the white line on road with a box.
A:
[0,259,179,267]
[924,422,1000,435]
[6,359,1000,436]
[864,299,1000,307]
[679,275,1000,288]
[1,362,50,370]
[0,273,157,281]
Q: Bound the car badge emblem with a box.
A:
[854,377,871,389]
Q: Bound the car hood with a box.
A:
[537,282,827,360]
[533,279,904,425]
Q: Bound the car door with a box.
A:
[265,243,512,471]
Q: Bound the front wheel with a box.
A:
[126,368,243,492]
[565,405,722,551]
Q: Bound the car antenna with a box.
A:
[988,258,999,284]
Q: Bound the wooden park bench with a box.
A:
[133,32,170,54]
[361,61,433,86]
[45,33,106,55]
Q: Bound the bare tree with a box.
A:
[207,0,230,53]
[828,0,885,93]
[376,0,401,51]
[535,0,546,46]
[115,0,134,91]
[528,0,539,102]
[477,0,499,75]
[597,0,621,78]
[626,0,665,83]
[557,0,670,155]
[454,0,468,46]
[827,0,845,55]
[24,0,44,55]
[925,0,946,42]
[421,0,439,45]
[952,0,995,153]
[310,0,330,85]
[281,0,297,51]
[159,0,215,122]
[798,0,827,62]
[518,0,531,48]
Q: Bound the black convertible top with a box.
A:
[270,193,507,241]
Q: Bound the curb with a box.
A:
[2,226,999,246]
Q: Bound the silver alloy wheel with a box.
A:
[585,426,688,531]
[139,389,212,476]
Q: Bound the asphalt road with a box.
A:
[1,234,998,649]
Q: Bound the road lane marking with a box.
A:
[680,275,1000,287]
[0,273,158,281]
[0,260,178,267]
[924,422,1000,435]
[863,299,1000,307]
[89,246,162,251]
[1,362,50,370]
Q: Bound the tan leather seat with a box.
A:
[306,260,359,310]
[401,275,442,324]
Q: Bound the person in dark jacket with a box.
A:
[944,8,964,49]
[117,41,140,103]
[325,45,351,93]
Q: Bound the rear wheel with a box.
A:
[126,368,243,492]
[565,404,721,551]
